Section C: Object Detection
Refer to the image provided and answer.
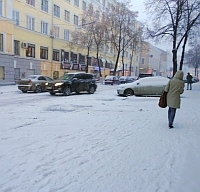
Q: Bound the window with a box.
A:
[125,51,128,58]
[41,0,48,12]
[26,44,35,58]
[53,26,59,38]
[74,15,78,25]
[141,57,145,64]
[110,47,113,54]
[40,46,48,59]
[102,0,105,6]
[64,29,69,41]
[41,21,48,34]
[54,4,60,18]
[14,40,20,55]
[64,10,70,22]
[12,10,20,26]
[82,19,86,29]
[74,0,79,7]
[105,45,109,52]
[26,15,35,30]
[53,49,59,61]
[26,0,35,6]
[95,10,100,20]
[0,33,3,51]
[0,0,2,16]
[88,4,93,14]
[82,1,86,11]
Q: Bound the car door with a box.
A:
[38,76,47,90]
[71,74,82,92]
[134,79,151,95]
[82,74,90,91]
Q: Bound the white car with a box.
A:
[117,76,169,96]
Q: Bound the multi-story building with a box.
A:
[0,0,141,84]
[139,41,169,76]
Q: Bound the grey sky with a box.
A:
[130,1,147,21]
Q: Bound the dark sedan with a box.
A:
[18,75,53,93]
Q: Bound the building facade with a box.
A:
[139,41,169,77]
[0,0,143,84]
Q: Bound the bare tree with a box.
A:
[81,3,110,78]
[184,43,200,76]
[71,30,93,73]
[145,0,200,76]
[105,1,140,75]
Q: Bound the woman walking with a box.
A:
[164,70,185,128]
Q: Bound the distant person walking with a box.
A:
[164,70,185,129]
[186,72,193,90]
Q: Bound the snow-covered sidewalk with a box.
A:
[0,83,200,192]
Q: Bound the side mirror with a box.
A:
[137,82,139,85]
[73,78,78,81]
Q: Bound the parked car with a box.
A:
[192,76,199,83]
[117,76,169,97]
[137,73,154,79]
[18,75,53,93]
[45,72,97,96]
[119,76,135,84]
[104,75,119,85]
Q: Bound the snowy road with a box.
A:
[0,83,200,192]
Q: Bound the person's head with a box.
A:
[188,72,190,75]
[174,70,184,80]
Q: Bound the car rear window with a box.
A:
[27,75,37,79]
[138,74,153,78]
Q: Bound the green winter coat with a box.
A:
[164,70,184,109]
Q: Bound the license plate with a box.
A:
[46,86,52,89]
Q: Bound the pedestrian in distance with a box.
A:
[186,72,193,90]
[164,70,185,129]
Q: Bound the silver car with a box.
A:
[18,75,53,93]
[117,76,169,96]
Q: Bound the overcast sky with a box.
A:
[130,1,147,22]
[130,1,173,51]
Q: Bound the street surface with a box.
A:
[0,83,200,192]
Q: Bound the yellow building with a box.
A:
[0,0,141,83]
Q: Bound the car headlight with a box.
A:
[55,82,63,86]
[45,83,48,85]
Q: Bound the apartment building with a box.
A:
[139,41,168,76]
[0,0,140,83]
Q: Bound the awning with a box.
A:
[93,67,103,71]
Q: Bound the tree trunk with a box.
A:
[97,52,102,77]
[86,46,90,73]
[114,51,120,76]
[172,49,178,77]
[179,34,188,71]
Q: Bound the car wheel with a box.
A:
[35,85,42,93]
[63,86,71,96]
[22,90,27,93]
[50,92,55,95]
[88,86,95,94]
[124,89,134,96]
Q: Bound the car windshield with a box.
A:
[58,73,75,80]
[26,75,38,79]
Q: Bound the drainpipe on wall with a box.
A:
[50,0,54,78]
